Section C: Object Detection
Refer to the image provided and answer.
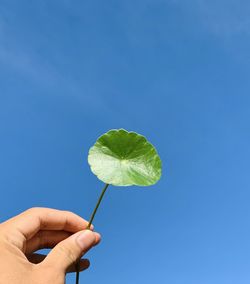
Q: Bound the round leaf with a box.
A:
[88,129,162,186]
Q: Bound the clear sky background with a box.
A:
[1,1,250,283]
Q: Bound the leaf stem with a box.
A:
[75,183,110,284]
[86,183,110,229]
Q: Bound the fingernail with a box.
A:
[94,232,101,244]
[76,231,94,249]
[84,224,94,230]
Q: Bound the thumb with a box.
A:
[43,230,101,272]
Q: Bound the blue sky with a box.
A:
[1,1,250,283]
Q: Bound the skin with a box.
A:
[0,207,101,284]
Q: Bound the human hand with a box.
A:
[0,207,101,284]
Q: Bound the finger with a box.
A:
[1,207,93,250]
[25,230,71,254]
[67,259,90,273]
[43,230,101,273]
[27,253,90,273]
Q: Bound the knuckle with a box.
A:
[62,210,76,218]
[25,207,43,214]
[37,231,50,249]
[57,244,76,264]
[62,210,72,214]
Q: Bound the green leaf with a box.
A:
[88,129,162,186]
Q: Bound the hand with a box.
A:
[0,207,101,284]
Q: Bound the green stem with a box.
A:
[75,183,110,284]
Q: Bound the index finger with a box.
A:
[0,207,92,248]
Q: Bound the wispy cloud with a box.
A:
[153,0,250,38]
[193,0,250,37]
[0,12,108,112]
